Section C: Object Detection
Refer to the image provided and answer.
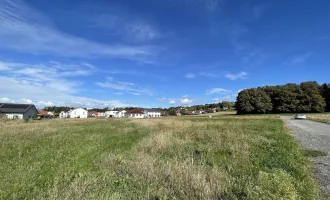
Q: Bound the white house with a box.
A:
[144,109,161,118]
[60,108,88,119]
[105,111,118,118]
[98,112,106,117]
[105,110,127,118]
[125,109,144,118]
[70,108,88,118]
[116,110,126,118]
[60,111,69,118]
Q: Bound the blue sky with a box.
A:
[0,0,330,108]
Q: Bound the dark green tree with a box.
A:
[322,83,330,112]
[300,81,325,113]
[236,88,272,114]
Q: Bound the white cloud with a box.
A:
[20,98,33,104]
[0,0,154,60]
[0,59,133,108]
[225,72,248,80]
[169,100,176,105]
[0,62,9,71]
[0,77,133,108]
[0,97,14,103]
[1,60,93,94]
[37,101,55,107]
[206,88,231,95]
[180,97,192,105]
[96,77,154,96]
[185,73,196,78]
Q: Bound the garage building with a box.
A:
[0,103,38,120]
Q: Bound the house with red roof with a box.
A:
[125,109,145,118]
[37,110,55,119]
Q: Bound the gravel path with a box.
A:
[281,116,330,196]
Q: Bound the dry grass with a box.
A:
[0,117,322,199]
[306,113,330,124]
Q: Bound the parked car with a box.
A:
[295,114,307,120]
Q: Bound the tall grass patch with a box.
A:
[0,117,321,199]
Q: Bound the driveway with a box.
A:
[281,116,330,196]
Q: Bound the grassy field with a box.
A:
[0,116,323,199]
[306,113,330,124]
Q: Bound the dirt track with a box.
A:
[281,116,330,196]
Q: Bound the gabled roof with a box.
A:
[88,111,98,115]
[144,109,161,112]
[0,103,37,114]
[72,108,87,111]
[126,109,144,114]
[38,110,54,116]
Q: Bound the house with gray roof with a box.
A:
[0,103,38,120]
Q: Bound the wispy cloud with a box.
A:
[206,88,231,95]
[107,70,166,81]
[199,72,218,77]
[185,73,196,79]
[212,96,230,103]
[0,76,133,108]
[0,0,155,60]
[245,3,270,22]
[0,60,94,93]
[91,12,162,42]
[225,72,248,80]
[96,77,154,96]
[285,53,312,65]
[157,98,167,102]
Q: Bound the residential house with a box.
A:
[88,111,98,117]
[98,112,106,117]
[37,110,55,119]
[207,108,217,113]
[144,109,161,118]
[197,110,205,115]
[125,109,144,118]
[161,111,169,117]
[175,109,182,116]
[60,108,88,118]
[0,103,38,120]
[60,111,69,118]
[116,110,126,118]
[70,108,88,118]
[105,111,118,118]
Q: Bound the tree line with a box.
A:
[166,101,236,116]
[236,81,330,114]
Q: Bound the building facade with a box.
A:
[125,109,144,118]
[144,109,161,118]
[60,108,88,118]
[0,103,38,120]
